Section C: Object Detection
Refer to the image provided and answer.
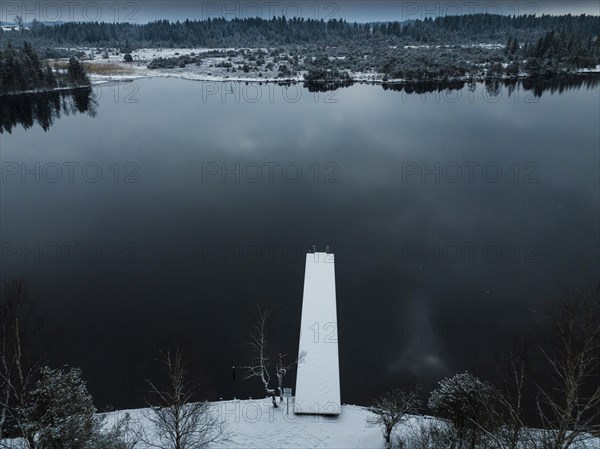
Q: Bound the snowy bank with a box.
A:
[3,398,600,448]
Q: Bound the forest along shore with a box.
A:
[1,14,599,91]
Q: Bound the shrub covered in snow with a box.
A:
[428,371,498,448]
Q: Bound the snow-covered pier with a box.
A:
[294,250,341,415]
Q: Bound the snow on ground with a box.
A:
[103,398,407,449]
[50,47,600,86]
[577,64,600,73]
[402,43,504,49]
[208,399,380,448]
[0,84,91,96]
[1,399,383,449]
[58,47,307,83]
[1,26,28,31]
[3,398,600,448]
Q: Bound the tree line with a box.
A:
[381,14,600,44]
[1,14,598,49]
[1,15,599,87]
[0,41,90,95]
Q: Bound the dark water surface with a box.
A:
[1,77,599,408]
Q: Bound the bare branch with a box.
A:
[367,387,421,447]
[534,287,600,448]
[144,347,227,449]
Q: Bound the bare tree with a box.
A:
[478,335,530,449]
[144,347,226,449]
[535,287,600,449]
[243,306,296,407]
[462,374,528,449]
[487,359,528,449]
[243,307,274,400]
[367,387,421,448]
[274,352,296,403]
[0,279,38,445]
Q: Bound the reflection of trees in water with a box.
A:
[0,87,96,134]
[382,80,467,94]
[305,82,354,93]
[381,75,600,99]
[518,75,600,98]
[1,76,597,134]
[303,80,354,93]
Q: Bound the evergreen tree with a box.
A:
[510,37,519,54]
[505,35,513,55]
[0,41,87,94]
[67,56,88,86]
[21,366,97,449]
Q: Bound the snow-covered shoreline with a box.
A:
[3,398,600,448]
[59,47,600,87]
[0,84,91,97]
[3,44,599,96]
[86,68,600,87]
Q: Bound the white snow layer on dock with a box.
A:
[294,252,341,415]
